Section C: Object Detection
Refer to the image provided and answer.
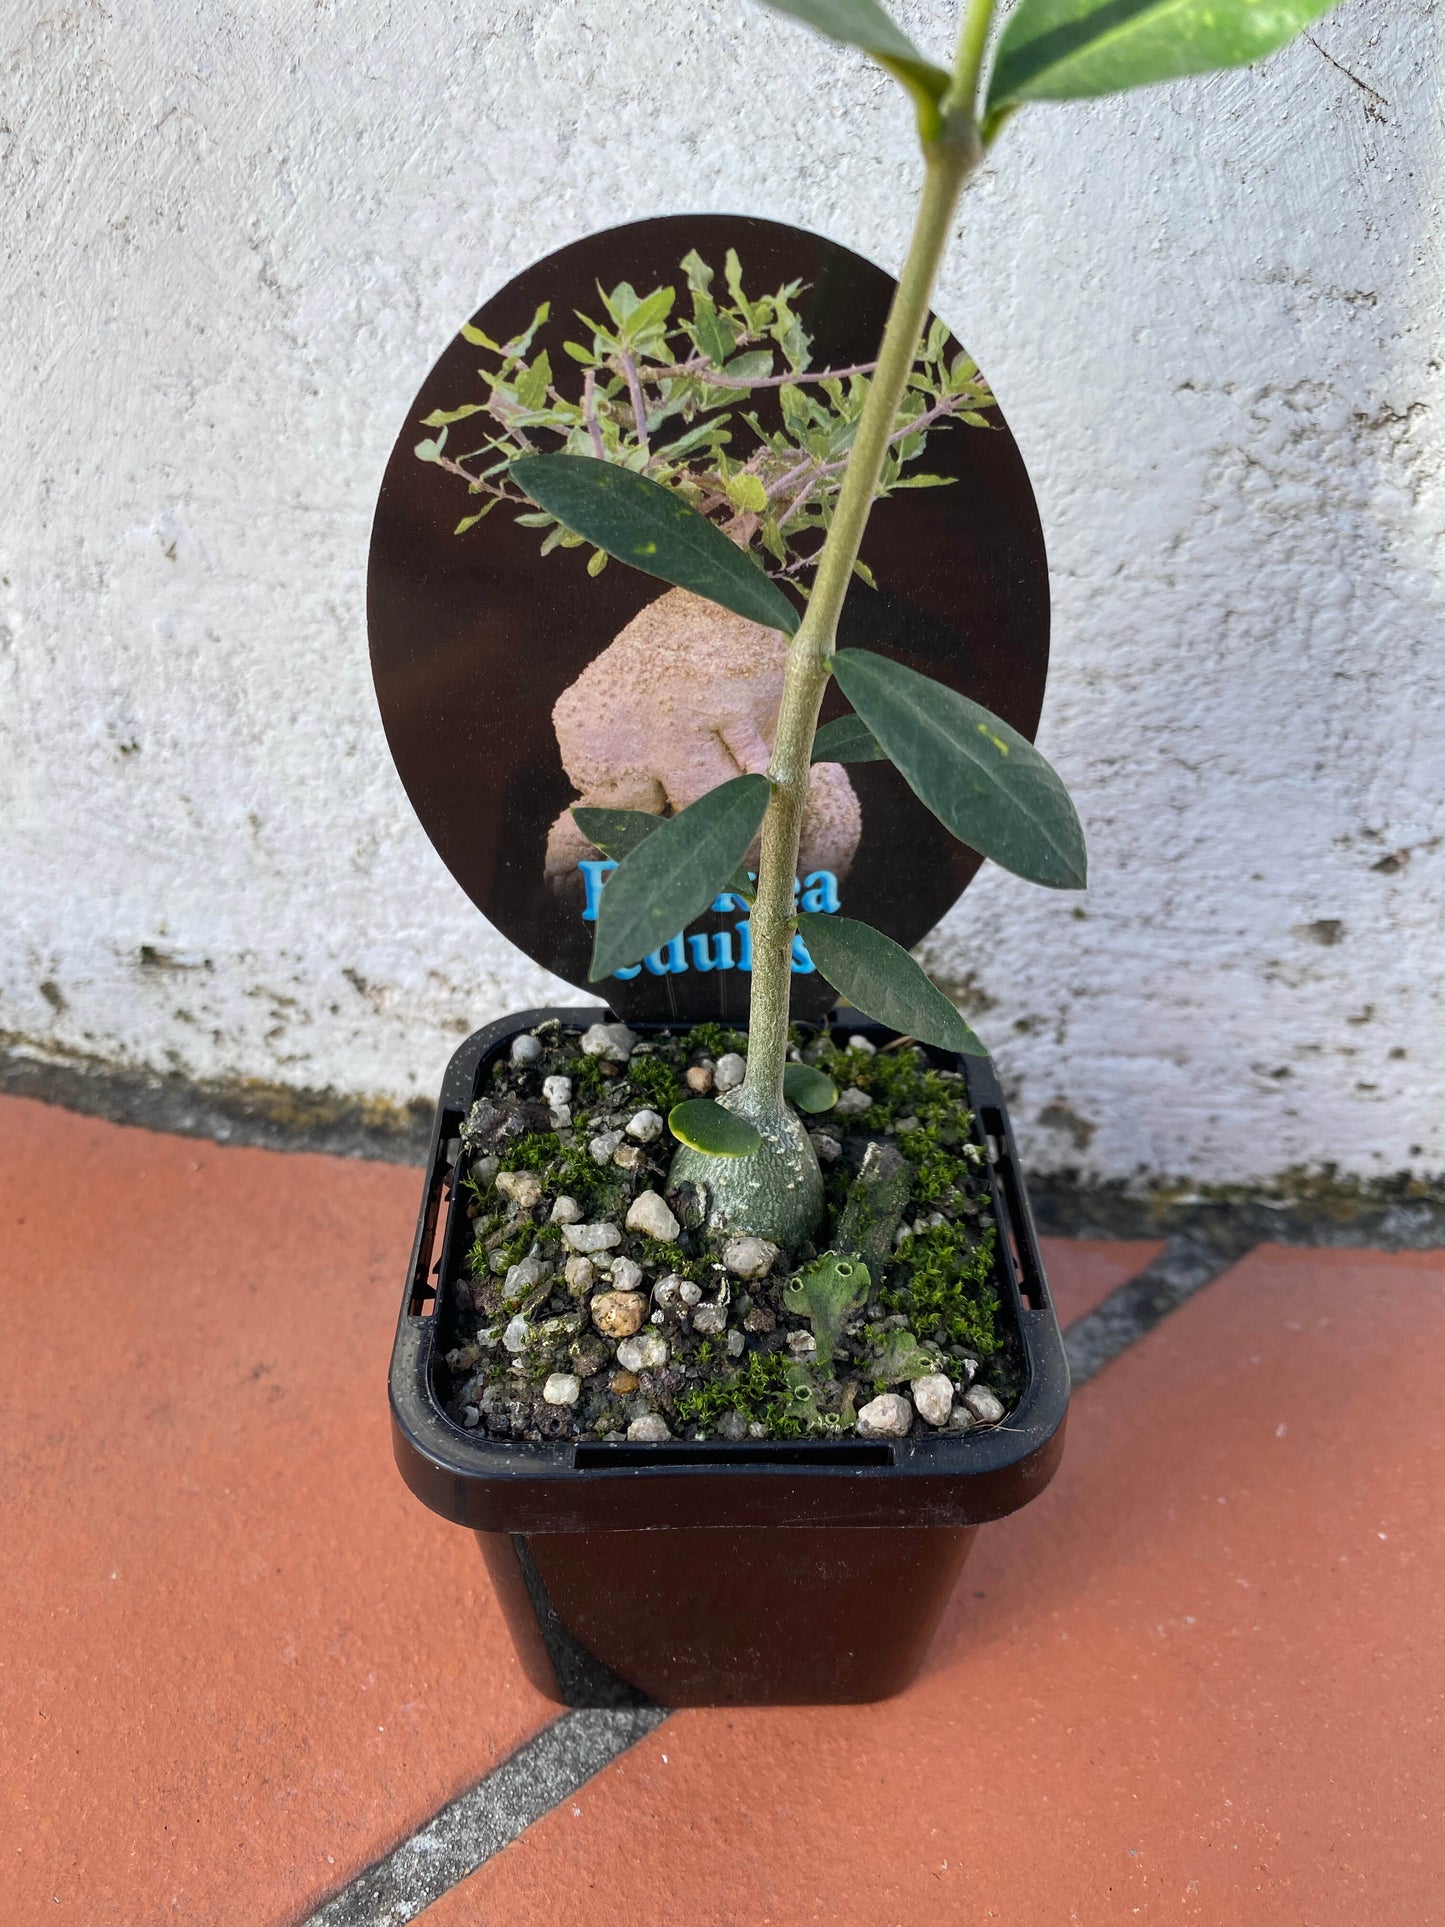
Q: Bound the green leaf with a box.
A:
[726,471,768,513]
[691,294,738,366]
[811,713,888,764]
[796,913,988,1057]
[460,320,502,350]
[420,403,487,427]
[573,806,754,899]
[513,349,552,412]
[590,776,771,979]
[680,248,715,294]
[668,1099,762,1158]
[756,0,951,132]
[783,1063,839,1113]
[509,454,800,634]
[832,650,1087,889]
[986,0,1336,111]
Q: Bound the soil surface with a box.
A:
[438,1020,1021,1443]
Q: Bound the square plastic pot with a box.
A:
[389,1008,1069,1708]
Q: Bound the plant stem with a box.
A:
[739,58,989,1121]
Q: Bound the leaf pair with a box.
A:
[756,0,1338,130]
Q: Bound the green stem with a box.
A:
[739,49,989,1122]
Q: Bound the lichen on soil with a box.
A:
[437,1019,1022,1444]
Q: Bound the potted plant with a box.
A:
[383,0,1335,1707]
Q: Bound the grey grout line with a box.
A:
[1063,1231,1259,1388]
[295,1706,670,1927]
[293,1237,1256,1927]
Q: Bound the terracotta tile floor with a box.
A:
[2,1094,1441,1925]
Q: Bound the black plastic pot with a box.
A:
[389,1007,1069,1708]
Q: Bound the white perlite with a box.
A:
[550,1195,582,1224]
[722,1237,778,1279]
[626,1191,680,1241]
[542,1372,581,1407]
[615,1330,668,1373]
[609,1256,644,1293]
[588,1131,622,1166]
[857,1393,913,1438]
[712,1052,746,1092]
[627,1413,671,1443]
[509,1035,542,1066]
[580,1023,637,1062]
[542,1075,573,1106]
[626,1109,664,1142]
[912,1373,955,1428]
[562,1220,622,1254]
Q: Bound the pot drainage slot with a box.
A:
[407,1109,466,1317]
[574,1443,893,1468]
[982,1104,1048,1312]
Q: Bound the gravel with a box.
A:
[590,1291,648,1338]
[912,1373,955,1427]
[509,1033,542,1065]
[580,1022,637,1062]
[962,1385,1006,1425]
[501,1314,531,1355]
[627,1413,671,1442]
[722,1237,778,1279]
[562,1221,623,1254]
[495,1170,543,1210]
[549,1195,582,1224]
[626,1191,681,1241]
[542,1372,582,1407]
[691,1303,727,1336]
[616,1331,668,1373]
[626,1109,664,1143]
[712,1051,746,1091]
[857,1392,914,1438]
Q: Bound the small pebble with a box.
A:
[563,1254,597,1295]
[627,1413,672,1443]
[857,1392,913,1438]
[912,1373,954,1428]
[610,1370,640,1394]
[716,1409,748,1441]
[542,1075,573,1106]
[963,1385,1006,1425]
[589,1130,623,1165]
[723,1237,778,1280]
[580,1022,637,1063]
[809,1131,841,1162]
[612,1142,644,1170]
[685,1064,714,1094]
[626,1109,664,1143]
[542,1372,581,1407]
[461,1405,481,1428]
[747,1421,767,1439]
[947,1406,973,1432]
[726,1330,746,1358]
[786,1329,817,1357]
[616,1331,668,1373]
[471,1154,499,1186]
[713,1051,746,1092]
[503,1255,547,1296]
[743,1305,776,1333]
[590,1291,647,1338]
[692,1303,728,1336]
[510,1033,542,1065]
[678,1280,703,1306]
[652,1276,681,1310]
[610,1256,644,1293]
[626,1191,681,1241]
[502,1314,530,1354]
[495,1170,543,1210]
[834,1087,872,1115]
[846,1034,877,1055]
[550,1195,582,1225]
[954,1353,981,1387]
[562,1220,622,1254]
[549,1105,572,1128]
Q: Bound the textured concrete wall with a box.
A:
[3,0,1440,1184]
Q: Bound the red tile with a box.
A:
[0,1096,553,1925]
[425,1244,1445,1925]
[1039,1235,1165,1326]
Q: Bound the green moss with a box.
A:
[499,1129,625,1219]
[883,1221,1004,1354]
[683,1022,748,1060]
[620,1051,686,1115]
[674,1350,811,1438]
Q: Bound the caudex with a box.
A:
[425,0,1336,1251]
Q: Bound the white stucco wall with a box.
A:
[2,0,1440,1183]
